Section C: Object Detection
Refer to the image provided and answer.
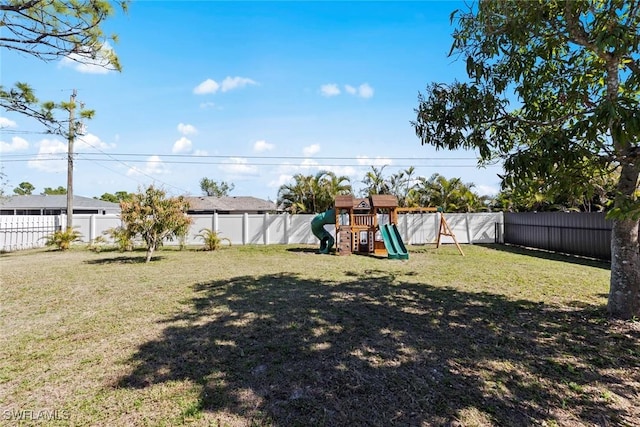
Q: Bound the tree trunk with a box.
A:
[145,246,155,263]
[608,218,640,319]
[607,163,640,319]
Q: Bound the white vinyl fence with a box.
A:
[0,212,503,252]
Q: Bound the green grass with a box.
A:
[1,244,638,426]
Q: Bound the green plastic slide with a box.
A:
[380,223,409,260]
[311,208,335,254]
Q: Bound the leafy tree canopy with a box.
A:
[0,0,127,132]
[413,0,639,318]
[278,171,351,214]
[119,186,192,263]
[13,181,35,195]
[199,178,235,197]
[96,191,133,203]
[42,186,66,195]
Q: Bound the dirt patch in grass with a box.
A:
[1,245,638,426]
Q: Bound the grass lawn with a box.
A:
[1,244,638,426]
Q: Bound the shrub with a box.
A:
[103,226,135,252]
[44,227,82,251]
[196,228,231,251]
[87,236,108,253]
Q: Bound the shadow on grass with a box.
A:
[285,247,319,254]
[117,271,639,426]
[477,243,611,270]
[85,255,166,264]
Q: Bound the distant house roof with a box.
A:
[0,195,120,215]
[184,196,278,214]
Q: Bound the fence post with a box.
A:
[466,213,473,244]
[284,213,290,244]
[89,214,96,242]
[263,213,269,245]
[243,213,249,245]
[213,212,218,232]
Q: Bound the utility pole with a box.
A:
[66,89,77,230]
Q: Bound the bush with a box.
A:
[44,227,82,251]
[87,236,108,253]
[103,226,135,252]
[196,228,231,251]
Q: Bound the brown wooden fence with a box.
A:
[502,212,612,261]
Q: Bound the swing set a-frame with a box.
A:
[396,206,465,256]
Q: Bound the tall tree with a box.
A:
[42,186,67,195]
[413,0,639,318]
[360,165,391,196]
[199,178,235,197]
[0,168,7,198]
[13,181,35,195]
[97,191,133,203]
[0,0,126,132]
[119,186,192,263]
[278,171,351,214]
[414,173,483,212]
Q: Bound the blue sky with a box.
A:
[1,0,503,201]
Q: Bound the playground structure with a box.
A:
[311,195,465,258]
[311,194,409,259]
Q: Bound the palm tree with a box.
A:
[277,171,352,213]
[361,165,390,196]
[414,173,484,212]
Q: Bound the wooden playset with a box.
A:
[311,194,464,258]
[334,194,405,258]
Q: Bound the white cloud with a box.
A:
[253,140,274,152]
[323,83,374,98]
[300,158,319,169]
[172,137,192,153]
[0,136,29,153]
[177,123,198,135]
[269,174,294,188]
[303,144,320,156]
[356,156,392,167]
[199,101,217,109]
[320,83,341,97]
[476,184,499,196]
[0,117,17,128]
[193,78,220,95]
[357,83,374,99]
[76,133,114,151]
[59,41,118,74]
[221,76,257,92]
[28,138,67,172]
[220,157,258,175]
[126,155,169,176]
[192,149,209,156]
[324,165,357,177]
[275,159,320,177]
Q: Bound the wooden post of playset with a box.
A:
[370,194,399,257]
[335,195,354,256]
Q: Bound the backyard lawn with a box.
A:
[1,244,638,426]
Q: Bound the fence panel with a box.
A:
[503,212,612,260]
[1,212,502,252]
[0,215,59,251]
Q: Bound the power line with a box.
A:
[0,152,482,161]
[73,135,192,194]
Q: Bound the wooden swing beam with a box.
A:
[396,207,465,256]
